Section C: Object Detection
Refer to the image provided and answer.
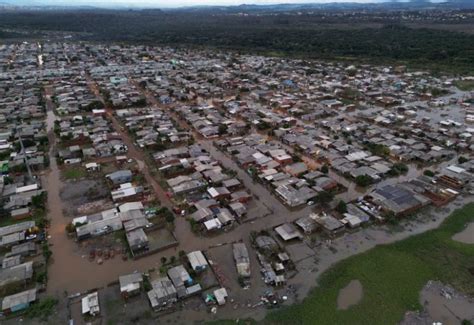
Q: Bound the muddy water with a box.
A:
[44,101,167,296]
[337,280,363,310]
[420,281,474,325]
[452,222,474,244]
[156,196,474,323]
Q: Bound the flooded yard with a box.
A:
[337,280,363,310]
[402,281,474,325]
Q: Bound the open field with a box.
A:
[259,203,474,324]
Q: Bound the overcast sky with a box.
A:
[16,0,404,9]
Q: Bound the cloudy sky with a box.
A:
[12,0,408,9]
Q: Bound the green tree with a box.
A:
[355,175,372,187]
[336,200,347,214]
[315,191,334,206]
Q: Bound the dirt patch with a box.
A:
[452,222,474,244]
[337,279,363,310]
[60,179,110,216]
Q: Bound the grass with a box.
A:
[62,167,86,180]
[454,80,474,91]
[260,203,474,325]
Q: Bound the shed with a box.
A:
[187,251,209,272]
[2,288,37,314]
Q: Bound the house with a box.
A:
[106,169,133,185]
[229,202,247,218]
[82,292,100,316]
[285,162,308,176]
[207,187,231,200]
[167,265,194,298]
[126,228,149,255]
[214,288,228,306]
[311,213,345,237]
[119,273,143,299]
[147,277,178,310]
[1,288,37,315]
[233,242,250,278]
[274,223,303,241]
[370,184,430,216]
[295,216,318,234]
[10,207,31,220]
[187,250,209,272]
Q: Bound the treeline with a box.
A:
[1,10,473,72]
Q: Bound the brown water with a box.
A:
[337,280,363,310]
[452,222,474,244]
[420,281,474,325]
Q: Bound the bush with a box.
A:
[315,191,334,206]
[355,175,372,187]
[388,163,409,176]
[423,169,435,177]
[336,200,347,214]
[320,164,329,174]
[26,297,58,320]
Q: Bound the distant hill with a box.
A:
[1,0,473,11]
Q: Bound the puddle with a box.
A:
[452,222,474,244]
[337,279,363,310]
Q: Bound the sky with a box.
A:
[8,0,416,9]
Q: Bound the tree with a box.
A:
[336,200,347,214]
[423,169,435,177]
[355,175,372,187]
[85,100,104,112]
[160,256,167,265]
[218,124,228,135]
[388,163,409,176]
[315,191,334,205]
[458,156,469,164]
[320,164,329,174]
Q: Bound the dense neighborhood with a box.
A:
[0,42,473,324]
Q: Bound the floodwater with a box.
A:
[420,281,474,325]
[452,222,474,244]
[337,280,363,310]
[43,97,168,297]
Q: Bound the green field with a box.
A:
[62,167,86,180]
[259,203,474,324]
[454,80,474,91]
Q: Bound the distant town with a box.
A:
[0,41,473,324]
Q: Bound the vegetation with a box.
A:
[26,297,58,320]
[335,200,347,214]
[315,191,334,206]
[264,203,474,324]
[365,143,390,157]
[458,156,469,164]
[454,80,474,91]
[62,167,87,180]
[355,174,372,187]
[388,163,409,176]
[1,11,473,73]
[320,164,329,174]
[423,169,435,177]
